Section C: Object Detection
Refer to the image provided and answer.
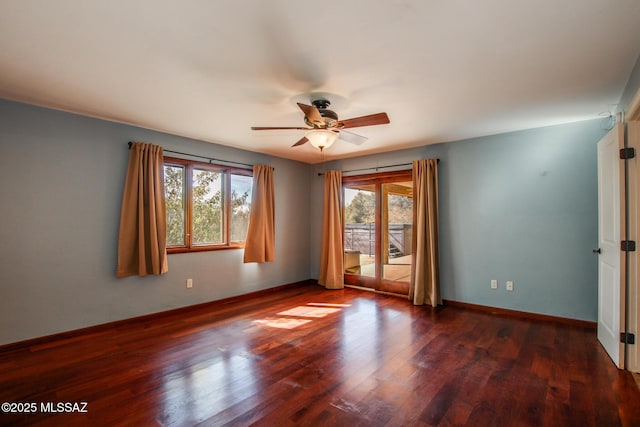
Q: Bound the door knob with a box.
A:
[593,248,601,254]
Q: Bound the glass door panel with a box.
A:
[382,182,413,288]
[344,185,377,285]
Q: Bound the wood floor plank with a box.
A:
[1,285,639,426]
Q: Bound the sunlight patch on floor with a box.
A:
[278,306,341,318]
[254,303,351,329]
[253,317,312,329]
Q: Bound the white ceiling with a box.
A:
[1,1,640,164]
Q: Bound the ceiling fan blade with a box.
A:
[297,103,324,126]
[338,129,368,145]
[337,112,390,129]
[292,137,309,147]
[251,126,312,130]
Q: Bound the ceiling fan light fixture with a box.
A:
[306,129,338,151]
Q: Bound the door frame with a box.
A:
[625,88,640,373]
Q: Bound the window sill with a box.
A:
[167,244,245,254]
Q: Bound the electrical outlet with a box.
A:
[506,281,514,291]
[186,279,193,289]
[490,280,498,289]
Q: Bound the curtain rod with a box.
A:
[128,141,254,170]
[316,159,439,176]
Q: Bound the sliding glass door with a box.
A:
[343,171,413,295]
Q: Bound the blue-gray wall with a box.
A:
[311,120,608,321]
[0,99,311,345]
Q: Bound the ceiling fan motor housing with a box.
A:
[305,99,339,127]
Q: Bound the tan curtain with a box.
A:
[319,170,344,289]
[409,159,441,306]
[116,142,168,278]
[244,164,275,263]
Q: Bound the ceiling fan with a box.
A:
[251,99,390,151]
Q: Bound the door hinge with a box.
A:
[621,241,636,252]
[620,147,636,159]
[620,332,636,345]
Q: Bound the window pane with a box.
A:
[230,174,252,242]
[164,165,185,246]
[383,182,413,283]
[192,169,224,245]
[343,185,376,278]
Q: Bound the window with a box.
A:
[163,157,252,253]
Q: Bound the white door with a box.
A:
[597,124,625,369]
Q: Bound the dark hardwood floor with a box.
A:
[1,284,639,426]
